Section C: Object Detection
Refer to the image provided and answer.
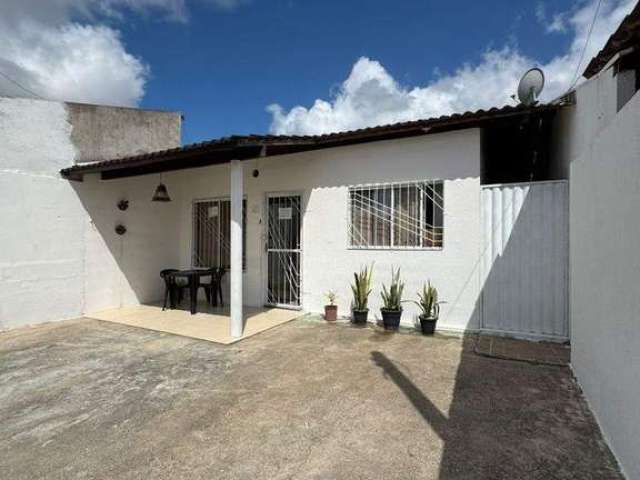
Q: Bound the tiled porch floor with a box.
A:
[87,303,301,344]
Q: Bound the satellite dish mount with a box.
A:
[517,68,545,106]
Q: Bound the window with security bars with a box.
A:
[192,198,247,269]
[349,181,444,249]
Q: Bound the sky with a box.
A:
[0,0,636,143]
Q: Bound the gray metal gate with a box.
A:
[266,194,302,308]
[481,181,569,340]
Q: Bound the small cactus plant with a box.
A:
[325,290,337,306]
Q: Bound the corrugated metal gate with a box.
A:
[481,181,569,340]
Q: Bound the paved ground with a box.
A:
[0,318,621,480]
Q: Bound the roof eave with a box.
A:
[60,103,564,181]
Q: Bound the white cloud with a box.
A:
[536,2,568,33]
[269,0,637,135]
[0,0,244,106]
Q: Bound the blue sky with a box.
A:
[128,0,577,141]
[0,0,635,142]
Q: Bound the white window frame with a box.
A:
[347,180,444,250]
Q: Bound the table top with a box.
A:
[167,269,214,277]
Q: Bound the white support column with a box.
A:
[230,160,243,338]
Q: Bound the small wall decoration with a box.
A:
[252,169,260,178]
[117,199,129,211]
[115,224,127,235]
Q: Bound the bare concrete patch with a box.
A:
[475,335,571,366]
[0,317,621,479]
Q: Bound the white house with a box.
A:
[50,102,565,339]
[1,3,639,477]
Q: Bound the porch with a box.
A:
[87,303,301,344]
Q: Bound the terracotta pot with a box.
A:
[324,305,338,321]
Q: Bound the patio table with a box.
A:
[167,269,217,315]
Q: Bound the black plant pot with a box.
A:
[351,309,369,324]
[381,309,402,330]
[419,315,438,335]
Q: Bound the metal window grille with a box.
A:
[349,180,444,249]
[192,198,247,269]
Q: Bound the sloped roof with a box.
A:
[583,1,640,79]
[61,103,562,181]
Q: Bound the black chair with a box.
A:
[199,267,226,307]
[160,269,188,310]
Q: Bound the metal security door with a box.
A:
[481,181,569,340]
[266,194,301,308]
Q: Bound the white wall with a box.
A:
[73,174,180,313]
[563,68,640,479]
[0,97,181,329]
[0,99,85,328]
[172,129,482,332]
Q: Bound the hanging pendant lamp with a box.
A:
[152,173,171,202]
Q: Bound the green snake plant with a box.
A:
[414,281,440,319]
[380,267,404,311]
[351,264,374,311]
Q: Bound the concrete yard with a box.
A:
[0,318,621,480]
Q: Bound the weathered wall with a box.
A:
[0,98,85,328]
[173,130,482,332]
[0,97,181,329]
[560,68,640,479]
[67,103,181,163]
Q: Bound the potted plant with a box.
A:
[380,268,404,330]
[351,264,373,324]
[413,281,440,335]
[324,291,338,321]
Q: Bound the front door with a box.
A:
[266,194,302,308]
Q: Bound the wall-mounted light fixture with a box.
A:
[115,224,127,235]
[117,199,129,211]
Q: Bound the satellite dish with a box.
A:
[517,68,545,106]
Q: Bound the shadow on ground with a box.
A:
[371,336,621,479]
[0,318,622,480]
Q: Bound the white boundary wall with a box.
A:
[0,97,181,330]
[557,67,640,479]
